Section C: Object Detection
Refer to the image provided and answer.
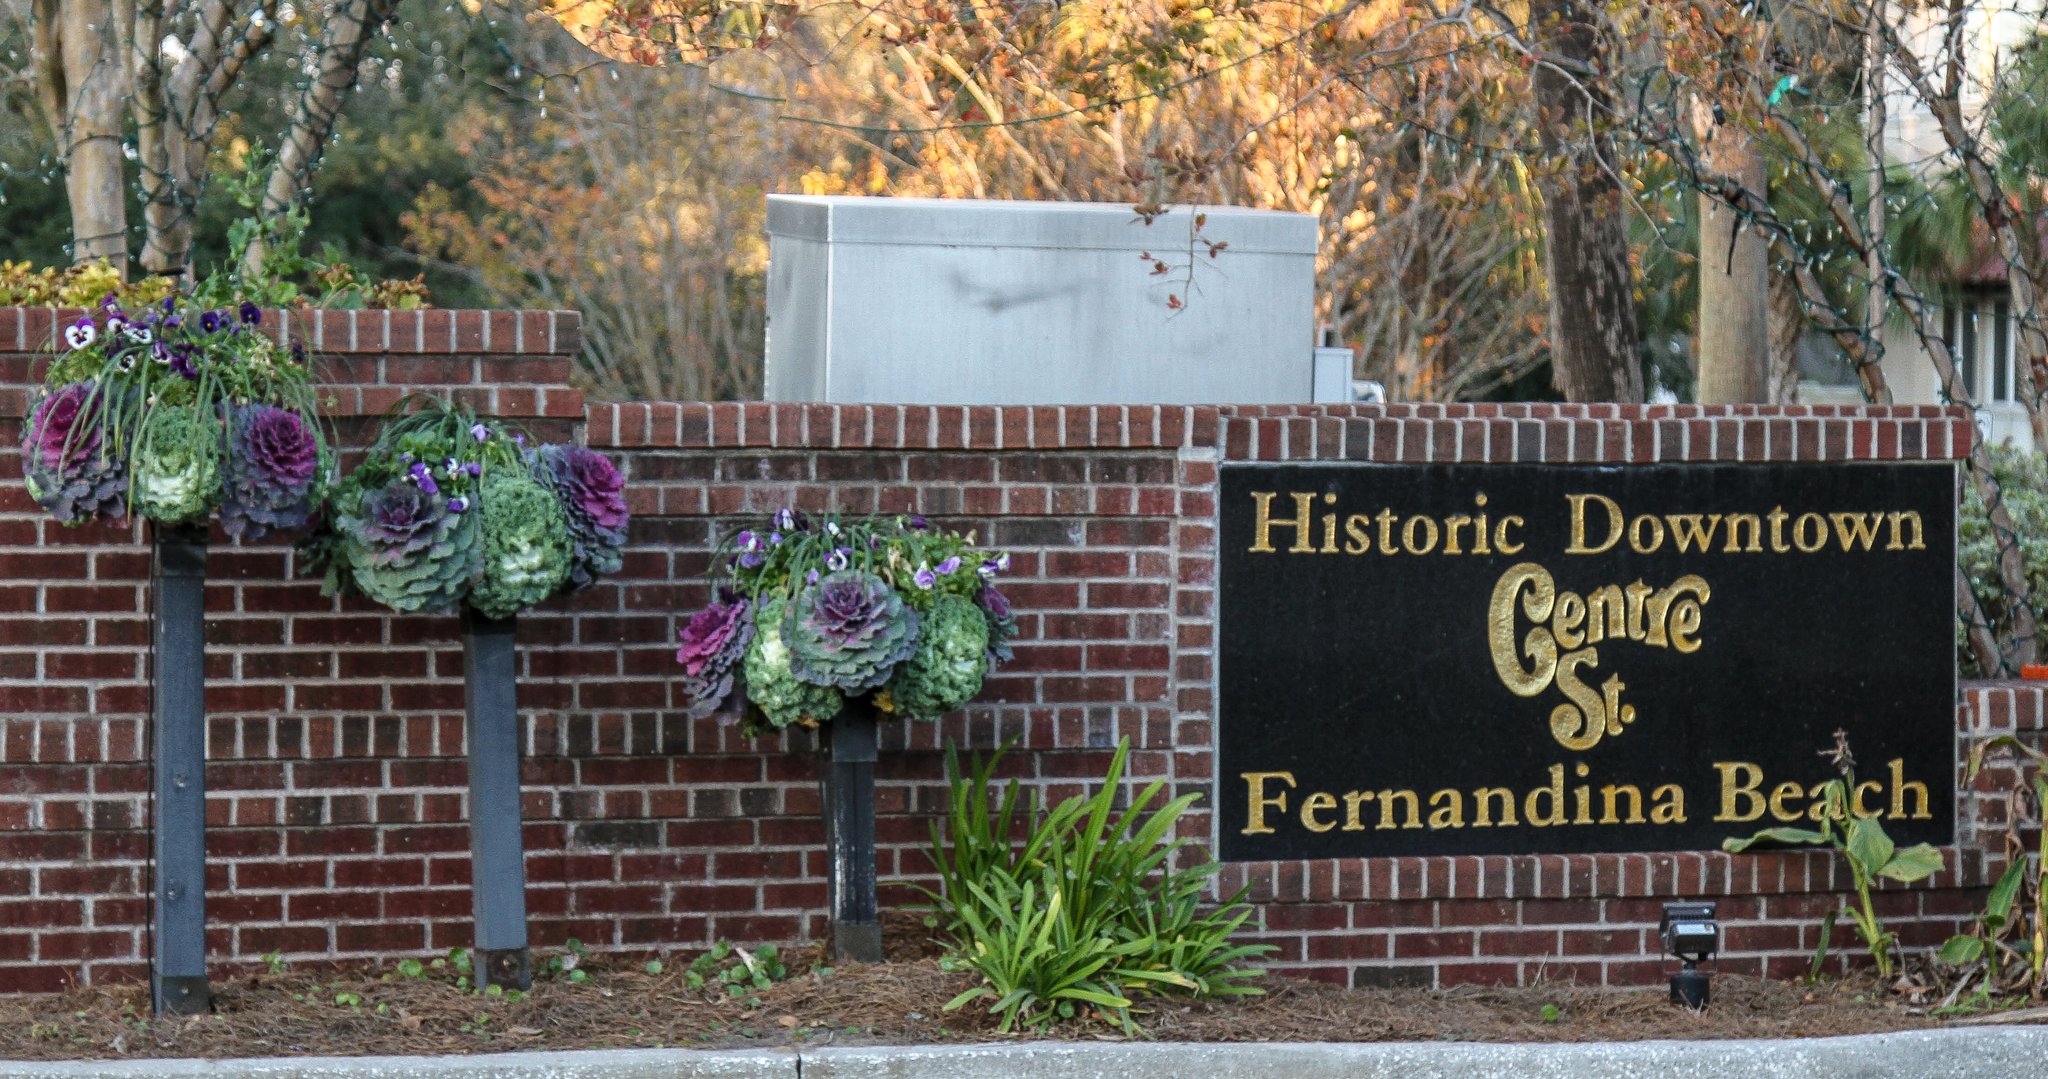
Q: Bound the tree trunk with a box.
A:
[1694,110,1770,403]
[1530,0,1643,403]
[50,0,130,271]
[1766,266,1803,403]
[244,0,400,278]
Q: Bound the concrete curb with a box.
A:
[0,1048,792,1079]
[6,1028,2048,1079]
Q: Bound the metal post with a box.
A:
[463,612,531,990]
[823,699,882,963]
[150,525,210,1015]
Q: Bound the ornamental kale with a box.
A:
[885,592,991,721]
[743,596,845,730]
[20,383,128,525]
[130,404,221,525]
[786,570,921,692]
[220,404,321,540]
[678,510,1013,735]
[306,398,627,618]
[338,477,478,613]
[469,467,572,620]
[678,593,756,720]
[22,287,327,533]
[532,443,628,589]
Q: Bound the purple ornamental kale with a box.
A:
[676,593,756,720]
[977,584,1018,665]
[220,405,320,540]
[21,383,128,524]
[353,481,450,562]
[532,443,629,589]
[785,571,920,692]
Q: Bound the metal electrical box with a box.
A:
[763,196,1319,404]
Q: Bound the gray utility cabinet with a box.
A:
[764,196,1319,404]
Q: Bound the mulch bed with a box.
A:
[0,925,1996,1062]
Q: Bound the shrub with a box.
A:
[1959,443,2048,675]
[922,738,1271,1034]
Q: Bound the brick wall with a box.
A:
[0,308,2026,993]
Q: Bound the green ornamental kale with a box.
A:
[743,597,844,730]
[786,570,921,692]
[469,467,572,619]
[884,592,991,720]
[339,478,480,613]
[130,404,222,524]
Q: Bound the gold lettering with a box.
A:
[1584,584,1627,644]
[1250,492,1315,554]
[1794,513,1827,553]
[1628,514,1666,554]
[1402,515,1440,555]
[1715,762,1766,822]
[1600,674,1634,737]
[1342,790,1373,831]
[1525,764,1566,827]
[1768,506,1791,552]
[1553,591,1587,650]
[1853,780,1883,818]
[1443,514,1471,555]
[1650,784,1687,824]
[1566,493,1624,554]
[1830,512,1884,551]
[1375,508,1397,554]
[1301,791,1338,833]
[1885,510,1926,551]
[1376,789,1423,830]
[1428,789,1466,829]
[1624,581,1653,640]
[1489,563,1558,697]
[1549,649,1606,751]
[1319,492,1340,553]
[1572,762,1594,825]
[1667,514,1721,553]
[1890,759,1931,820]
[1724,513,1763,553]
[1474,787,1517,827]
[1473,494,1492,555]
[1768,781,1806,822]
[1807,781,1831,821]
[1600,784,1645,824]
[1344,515,1372,554]
[1242,771,1296,834]
[1494,515,1525,555]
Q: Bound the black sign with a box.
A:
[1217,462,1956,861]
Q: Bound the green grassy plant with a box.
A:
[922,737,1270,1034]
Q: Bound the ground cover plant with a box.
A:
[920,739,1271,1033]
[675,509,1017,734]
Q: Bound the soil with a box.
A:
[0,923,2004,1062]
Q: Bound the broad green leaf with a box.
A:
[1877,843,1945,883]
[1723,827,1828,852]
[1939,935,1985,965]
[1844,817,1895,877]
[1987,861,2026,920]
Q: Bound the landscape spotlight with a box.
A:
[1659,901,1718,1010]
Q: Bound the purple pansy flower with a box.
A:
[239,301,262,325]
[826,547,851,571]
[935,555,961,576]
[471,423,490,442]
[199,310,221,333]
[449,497,469,513]
[913,564,937,590]
[63,319,95,350]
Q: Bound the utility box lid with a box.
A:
[764,196,1318,404]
